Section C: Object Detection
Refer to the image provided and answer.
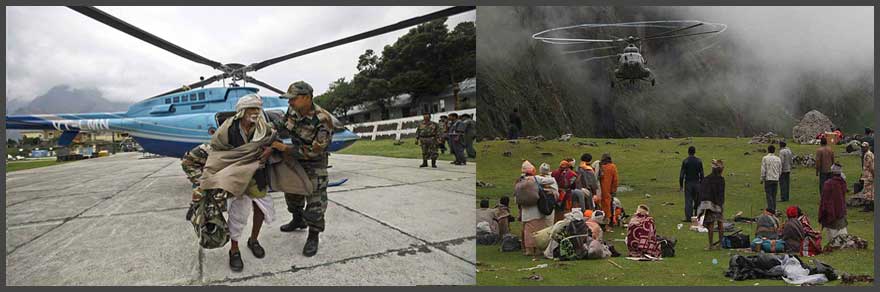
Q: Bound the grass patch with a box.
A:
[7,159,69,172]
[337,139,475,162]
[476,137,873,286]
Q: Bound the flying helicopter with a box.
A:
[532,21,726,87]
[6,6,475,158]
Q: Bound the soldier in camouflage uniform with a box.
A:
[182,128,216,220]
[437,115,448,154]
[270,81,333,257]
[415,113,440,168]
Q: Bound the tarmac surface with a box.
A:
[5,152,476,286]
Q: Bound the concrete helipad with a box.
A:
[5,152,475,286]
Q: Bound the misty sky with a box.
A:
[5,6,475,103]
[678,6,872,71]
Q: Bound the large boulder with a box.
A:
[792,110,834,144]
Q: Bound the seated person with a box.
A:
[495,196,515,236]
[781,206,805,254]
[584,210,605,241]
[782,205,824,255]
[476,199,500,236]
[626,204,661,258]
[755,208,780,239]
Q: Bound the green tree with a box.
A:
[321,20,476,119]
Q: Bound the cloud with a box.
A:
[5,6,475,103]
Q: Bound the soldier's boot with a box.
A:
[431,158,437,168]
[280,209,307,232]
[303,230,320,257]
[420,159,428,167]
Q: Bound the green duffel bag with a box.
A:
[190,190,229,249]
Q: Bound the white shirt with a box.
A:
[761,153,782,181]
[779,147,793,173]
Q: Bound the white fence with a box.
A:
[346,108,476,141]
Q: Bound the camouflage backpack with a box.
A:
[190,190,229,249]
[556,219,592,261]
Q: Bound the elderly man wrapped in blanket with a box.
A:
[199,93,313,272]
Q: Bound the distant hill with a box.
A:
[12,85,130,115]
[5,85,131,141]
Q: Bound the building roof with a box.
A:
[346,77,476,115]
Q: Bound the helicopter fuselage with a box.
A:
[6,86,360,158]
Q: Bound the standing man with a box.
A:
[778,141,793,202]
[861,142,874,212]
[437,115,449,154]
[679,146,704,222]
[273,81,333,257]
[761,145,782,212]
[448,113,467,165]
[199,94,277,272]
[575,153,599,211]
[415,113,440,168]
[819,163,848,239]
[815,137,835,195]
[447,113,459,162]
[862,128,875,149]
[598,153,619,231]
[508,108,522,140]
[461,114,477,159]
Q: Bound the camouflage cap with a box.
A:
[281,81,314,99]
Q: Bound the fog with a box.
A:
[477,6,873,138]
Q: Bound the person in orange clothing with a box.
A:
[598,153,619,232]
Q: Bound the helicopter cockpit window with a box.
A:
[173,96,180,103]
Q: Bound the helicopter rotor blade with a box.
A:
[151,74,226,98]
[642,22,704,40]
[247,6,475,72]
[642,30,724,41]
[69,6,225,70]
[244,76,286,95]
[561,46,619,55]
[581,54,619,63]
[536,37,617,45]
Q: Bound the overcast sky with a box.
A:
[5,6,475,103]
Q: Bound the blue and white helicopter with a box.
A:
[7,6,475,160]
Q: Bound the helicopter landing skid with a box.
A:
[329,178,349,187]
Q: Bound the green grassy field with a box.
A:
[6,159,69,172]
[337,139,476,162]
[476,137,873,286]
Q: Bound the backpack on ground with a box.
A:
[751,237,785,253]
[500,234,522,252]
[557,219,591,261]
[657,235,677,257]
[722,230,751,249]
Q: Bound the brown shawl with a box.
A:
[200,114,312,197]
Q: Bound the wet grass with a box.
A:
[6,159,69,172]
[476,137,873,286]
[337,139,476,162]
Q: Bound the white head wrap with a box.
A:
[235,93,263,112]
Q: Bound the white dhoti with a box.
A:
[227,195,275,241]
[825,227,848,240]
